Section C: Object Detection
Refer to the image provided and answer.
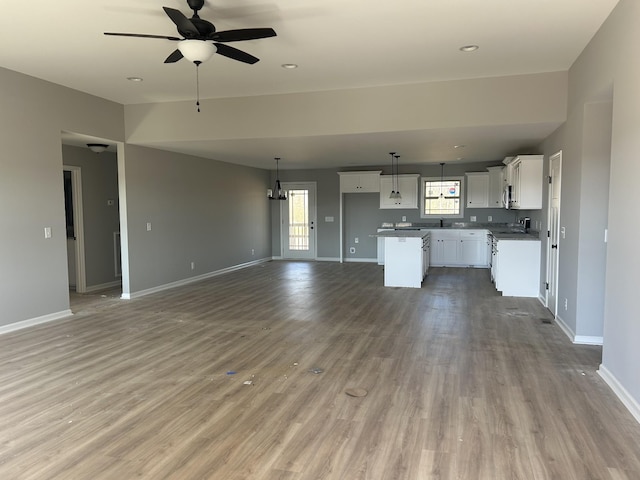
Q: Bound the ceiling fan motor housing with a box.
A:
[187,0,205,12]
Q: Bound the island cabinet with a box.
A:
[338,171,382,193]
[383,233,430,288]
[465,172,489,208]
[379,174,419,209]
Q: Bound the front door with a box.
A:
[547,151,562,316]
[281,182,317,260]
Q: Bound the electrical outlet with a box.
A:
[190,262,195,270]
[564,298,568,310]
[146,222,152,231]
[561,227,566,239]
[470,216,477,222]
[402,216,407,222]
[349,247,356,254]
[251,249,255,255]
[487,216,492,222]
[354,237,359,244]
[44,227,52,239]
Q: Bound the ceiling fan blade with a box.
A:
[211,28,276,42]
[163,7,200,38]
[214,43,259,64]
[164,49,184,63]
[104,32,182,41]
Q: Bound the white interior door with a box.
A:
[547,151,562,316]
[281,182,317,260]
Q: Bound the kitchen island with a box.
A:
[371,231,430,288]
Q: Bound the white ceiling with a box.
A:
[3,0,619,169]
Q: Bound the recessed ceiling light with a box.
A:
[454,144,466,149]
[281,63,298,69]
[126,76,144,82]
[459,45,479,52]
[456,157,464,161]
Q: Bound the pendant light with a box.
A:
[394,154,402,200]
[439,162,445,198]
[268,157,287,200]
[388,152,396,199]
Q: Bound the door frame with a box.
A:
[63,165,87,293]
[545,151,562,315]
[280,182,317,260]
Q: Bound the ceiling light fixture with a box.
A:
[87,143,109,154]
[281,63,298,69]
[394,154,402,200]
[126,76,144,82]
[440,162,446,198]
[178,40,217,63]
[268,157,287,200]
[454,144,465,149]
[388,152,397,199]
[459,45,479,52]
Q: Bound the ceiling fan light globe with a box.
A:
[178,40,217,63]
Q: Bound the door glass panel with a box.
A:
[288,189,309,251]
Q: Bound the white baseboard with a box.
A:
[122,257,272,300]
[554,314,603,345]
[344,258,378,263]
[573,335,603,346]
[598,364,640,425]
[84,280,122,293]
[316,257,341,262]
[0,309,73,335]
[554,314,574,342]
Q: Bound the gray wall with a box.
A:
[276,160,536,261]
[120,145,271,295]
[62,145,121,289]
[0,66,124,327]
[564,0,640,410]
[534,0,640,414]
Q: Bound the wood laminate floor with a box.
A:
[1,262,640,479]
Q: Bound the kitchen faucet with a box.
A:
[440,218,444,228]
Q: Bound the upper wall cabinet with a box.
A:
[338,171,382,193]
[505,155,544,209]
[487,166,505,208]
[380,174,419,209]
[465,172,489,208]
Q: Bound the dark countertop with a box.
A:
[378,222,541,241]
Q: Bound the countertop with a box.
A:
[376,222,541,241]
[370,231,429,238]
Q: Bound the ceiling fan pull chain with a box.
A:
[195,61,201,112]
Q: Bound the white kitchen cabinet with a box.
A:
[503,155,543,209]
[429,230,460,266]
[379,174,419,209]
[487,166,505,208]
[430,229,488,267]
[494,239,541,297]
[338,171,382,193]
[383,234,429,288]
[465,172,489,208]
[459,231,488,267]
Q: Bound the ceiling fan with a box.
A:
[104,0,277,66]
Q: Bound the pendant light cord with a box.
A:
[195,61,201,113]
